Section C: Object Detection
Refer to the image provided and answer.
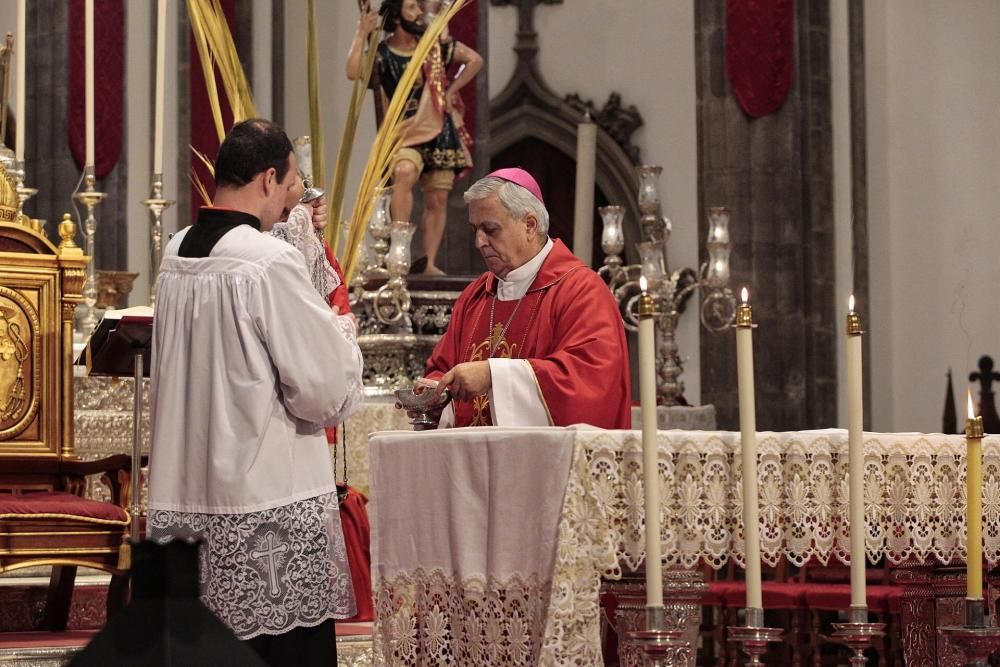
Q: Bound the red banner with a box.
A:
[189,0,237,219]
[67,0,124,178]
[725,0,795,118]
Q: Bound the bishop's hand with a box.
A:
[436,361,492,403]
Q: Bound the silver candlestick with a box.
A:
[13,160,37,225]
[727,607,783,667]
[830,606,885,666]
[141,173,175,306]
[73,167,107,336]
[939,597,1000,667]
[628,606,693,667]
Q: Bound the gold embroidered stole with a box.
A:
[460,293,541,427]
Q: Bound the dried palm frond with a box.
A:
[186,0,257,203]
[341,0,467,282]
[190,145,216,205]
[187,0,256,138]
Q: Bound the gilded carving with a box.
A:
[0,286,40,439]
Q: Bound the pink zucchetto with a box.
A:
[486,167,544,206]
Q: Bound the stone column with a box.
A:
[695,0,837,431]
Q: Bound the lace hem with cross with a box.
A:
[148,490,356,640]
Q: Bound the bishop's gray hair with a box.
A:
[463,177,550,236]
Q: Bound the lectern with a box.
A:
[83,308,153,541]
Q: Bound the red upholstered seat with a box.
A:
[701,580,743,606]
[0,491,128,524]
[801,582,904,613]
[721,581,810,609]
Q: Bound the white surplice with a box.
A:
[148,223,364,640]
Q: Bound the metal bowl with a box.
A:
[394,386,450,410]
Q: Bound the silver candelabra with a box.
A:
[600,165,736,406]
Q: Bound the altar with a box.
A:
[369,426,1000,666]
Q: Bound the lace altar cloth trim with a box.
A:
[579,429,1000,571]
[148,491,356,640]
[373,439,617,666]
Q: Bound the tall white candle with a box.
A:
[637,277,662,607]
[572,114,597,266]
[846,294,867,611]
[84,0,94,168]
[15,0,26,162]
[153,0,167,175]
[736,287,762,611]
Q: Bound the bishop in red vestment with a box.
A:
[417,168,631,429]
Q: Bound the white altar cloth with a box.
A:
[369,426,616,666]
[369,427,1000,665]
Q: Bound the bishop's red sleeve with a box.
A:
[323,241,352,314]
[526,271,632,429]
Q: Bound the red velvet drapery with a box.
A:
[67,0,124,178]
[725,0,795,118]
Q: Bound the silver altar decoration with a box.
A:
[347,199,464,395]
[142,174,174,306]
[609,569,705,667]
[830,605,886,667]
[372,220,415,326]
[939,598,1000,667]
[13,160,37,225]
[73,166,107,336]
[601,165,737,405]
[363,187,393,280]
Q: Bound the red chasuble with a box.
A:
[426,239,631,428]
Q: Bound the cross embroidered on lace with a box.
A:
[149,491,356,640]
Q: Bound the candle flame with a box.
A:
[968,389,977,419]
[741,287,748,304]
[639,276,648,292]
[848,294,855,312]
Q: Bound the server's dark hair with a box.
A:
[214,119,293,189]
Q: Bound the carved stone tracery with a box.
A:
[489,0,645,262]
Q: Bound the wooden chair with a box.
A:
[0,207,137,630]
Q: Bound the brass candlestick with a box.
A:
[937,412,1000,667]
[13,160,37,226]
[141,173,175,306]
[73,167,107,336]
